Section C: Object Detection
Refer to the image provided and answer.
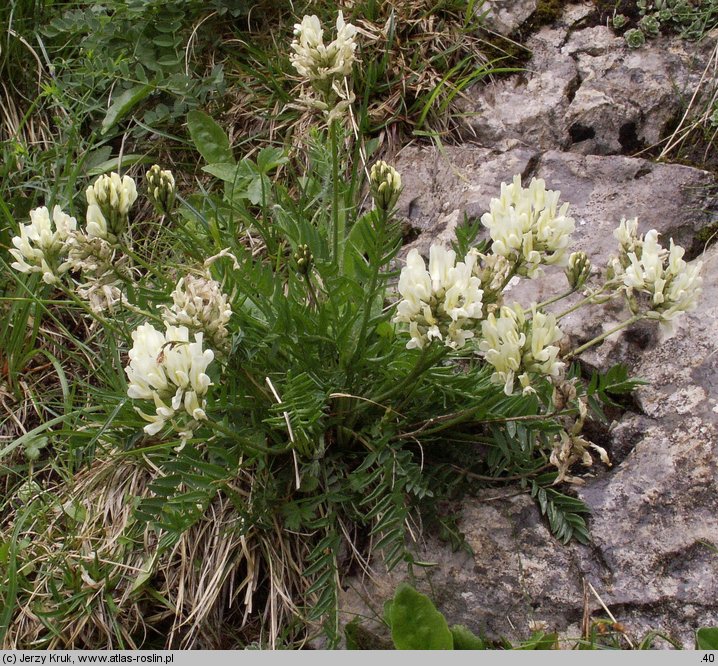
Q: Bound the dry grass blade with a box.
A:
[658,37,718,162]
[1,450,317,649]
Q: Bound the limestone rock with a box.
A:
[563,28,714,155]
[393,144,538,234]
[481,0,539,35]
[460,27,579,152]
[462,4,715,156]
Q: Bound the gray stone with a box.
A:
[460,27,579,151]
[461,5,715,156]
[394,144,538,234]
[563,28,715,155]
[481,0,539,35]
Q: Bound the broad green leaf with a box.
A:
[256,147,288,173]
[87,154,154,176]
[387,583,453,650]
[450,624,485,650]
[202,162,241,182]
[696,627,718,649]
[187,110,234,165]
[101,83,154,135]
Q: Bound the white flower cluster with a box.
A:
[86,172,138,243]
[161,274,232,352]
[290,12,357,121]
[479,303,564,395]
[125,324,214,441]
[481,175,575,278]
[609,219,703,332]
[394,245,484,350]
[9,205,77,284]
[290,12,357,83]
[61,172,139,313]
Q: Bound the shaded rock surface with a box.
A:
[481,0,539,35]
[341,1,718,649]
[460,3,716,156]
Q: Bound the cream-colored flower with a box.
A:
[523,306,563,380]
[479,302,564,395]
[481,175,575,278]
[290,11,357,121]
[394,245,484,350]
[610,224,702,332]
[66,231,130,314]
[565,251,591,289]
[85,172,137,241]
[290,11,357,83]
[77,280,122,315]
[161,274,232,352]
[125,324,214,440]
[614,217,639,248]
[9,205,77,284]
[469,250,512,309]
[479,303,526,395]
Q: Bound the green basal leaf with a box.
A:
[387,584,453,650]
[101,83,154,135]
[450,624,486,650]
[696,627,718,649]
[187,110,234,165]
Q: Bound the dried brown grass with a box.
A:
[2,451,313,649]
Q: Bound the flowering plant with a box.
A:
[1,9,704,650]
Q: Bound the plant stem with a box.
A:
[330,120,342,267]
[371,343,446,407]
[348,209,386,376]
[59,285,128,340]
[396,406,579,440]
[567,314,644,358]
[120,241,173,288]
[528,287,577,314]
[556,283,618,320]
[121,301,164,325]
[304,272,320,309]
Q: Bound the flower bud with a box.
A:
[565,251,591,289]
[85,172,137,240]
[370,161,402,212]
[294,244,313,276]
[146,165,176,215]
